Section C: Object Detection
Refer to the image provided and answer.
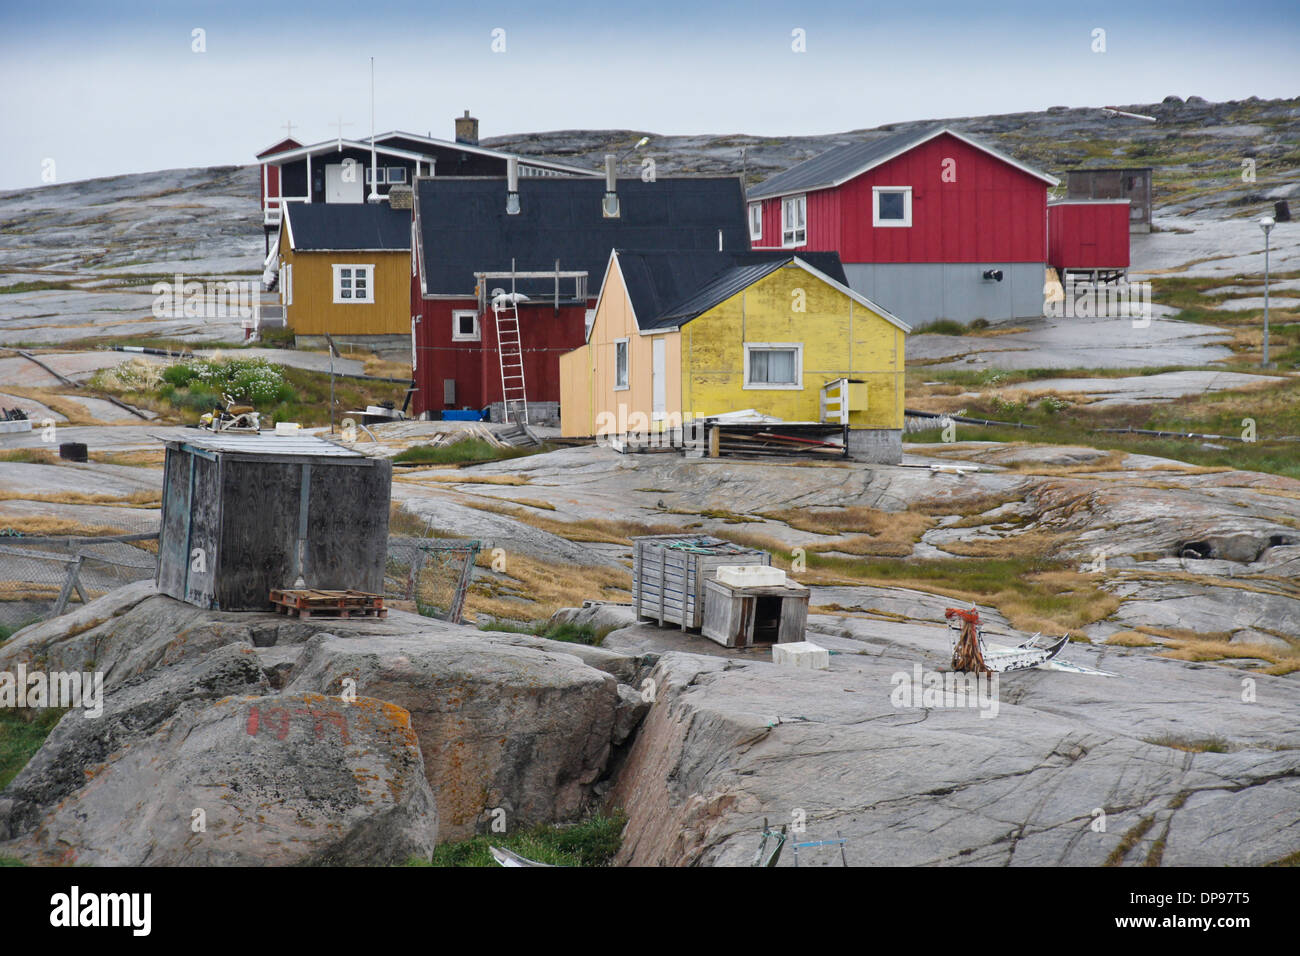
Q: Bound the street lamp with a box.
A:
[1260,216,1275,368]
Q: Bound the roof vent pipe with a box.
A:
[506,157,520,215]
[718,229,723,251]
[602,154,620,218]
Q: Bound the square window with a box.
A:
[452,309,480,341]
[387,167,407,184]
[333,264,374,304]
[872,187,912,227]
[745,344,801,389]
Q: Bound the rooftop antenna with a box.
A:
[368,56,382,201]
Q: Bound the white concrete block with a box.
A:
[772,641,830,670]
[716,565,785,588]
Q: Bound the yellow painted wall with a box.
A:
[281,224,410,335]
[559,344,593,438]
[563,257,682,437]
[681,264,905,428]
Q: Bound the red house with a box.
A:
[746,126,1059,326]
[1048,200,1131,278]
[410,170,749,423]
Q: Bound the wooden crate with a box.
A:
[632,535,770,630]
[701,578,809,647]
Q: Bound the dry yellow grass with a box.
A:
[940,530,1068,559]
[493,497,557,512]
[459,499,681,545]
[0,516,133,536]
[1105,631,1161,647]
[464,553,632,622]
[362,357,413,379]
[90,449,167,468]
[418,473,531,486]
[0,490,160,507]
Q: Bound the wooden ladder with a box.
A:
[493,297,528,425]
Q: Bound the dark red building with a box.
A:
[746,126,1058,326]
[411,174,749,422]
[1048,200,1131,276]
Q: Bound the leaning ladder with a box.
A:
[493,295,528,425]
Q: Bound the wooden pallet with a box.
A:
[268,588,387,619]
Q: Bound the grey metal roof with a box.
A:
[167,433,364,457]
[747,126,1058,201]
[284,202,410,251]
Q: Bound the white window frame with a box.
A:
[872,186,912,227]
[781,194,806,247]
[332,263,374,304]
[614,338,630,391]
[743,342,803,390]
[748,202,763,242]
[452,309,480,342]
[386,166,407,184]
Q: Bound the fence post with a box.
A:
[52,555,85,617]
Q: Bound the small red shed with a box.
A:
[1048,200,1131,273]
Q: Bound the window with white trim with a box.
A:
[748,202,763,242]
[872,186,912,227]
[452,309,480,341]
[781,195,806,246]
[366,166,409,185]
[744,343,802,389]
[614,338,629,390]
[332,264,374,303]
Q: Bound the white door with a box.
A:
[652,337,666,422]
[325,163,363,203]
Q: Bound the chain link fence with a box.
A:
[385,536,480,624]
[0,533,159,630]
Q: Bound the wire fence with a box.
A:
[0,533,159,629]
[385,536,481,625]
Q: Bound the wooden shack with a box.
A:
[157,433,392,611]
[701,576,809,648]
[632,534,770,629]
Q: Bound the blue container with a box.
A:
[441,409,485,422]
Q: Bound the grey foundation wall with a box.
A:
[844,261,1045,326]
[846,429,902,465]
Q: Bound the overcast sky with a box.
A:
[1,0,1297,191]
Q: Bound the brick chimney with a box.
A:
[455,110,479,146]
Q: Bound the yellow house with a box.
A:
[277,201,411,344]
[560,249,910,462]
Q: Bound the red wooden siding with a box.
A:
[1048,202,1131,270]
[411,280,591,417]
[753,132,1049,263]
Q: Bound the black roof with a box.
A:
[616,250,848,331]
[416,177,748,295]
[284,202,410,251]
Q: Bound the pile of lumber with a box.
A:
[707,422,848,459]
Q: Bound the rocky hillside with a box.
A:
[489,95,1300,218]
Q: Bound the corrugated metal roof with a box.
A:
[615,250,848,331]
[285,203,410,251]
[415,177,749,296]
[168,433,364,457]
[747,126,1058,201]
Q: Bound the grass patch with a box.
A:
[0,706,65,789]
[1105,631,1161,647]
[477,617,611,646]
[1105,815,1156,867]
[394,440,537,466]
[409,811,627,867]
[465,553,632,623]
[1144,734,1231,754]
[0,449,59,465]
[0,279,75,294]
[911,319,970,336]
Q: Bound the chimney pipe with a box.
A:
[718,229,723,251]
[455,110,479,146]
[506,157,520,215]
[602,154,620,218]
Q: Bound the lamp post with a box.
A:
[1260,216,1274,368]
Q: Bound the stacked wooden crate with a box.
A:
[632,535,770,630]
